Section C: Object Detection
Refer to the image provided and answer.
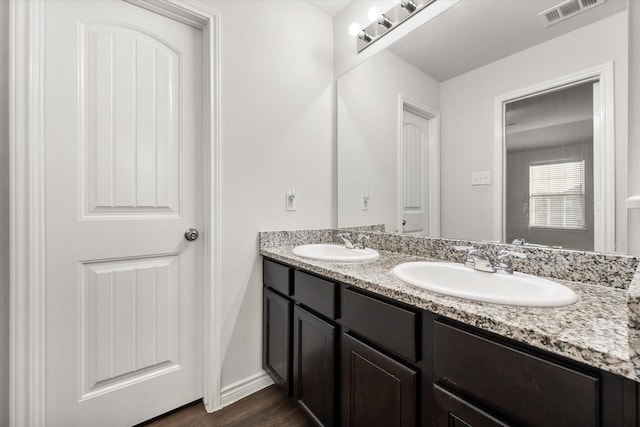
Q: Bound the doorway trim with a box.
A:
[493,63,615,252]
[8,0,222,424]
[397,95,441,236]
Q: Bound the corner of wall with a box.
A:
[628,0,640,255]
[0,0,10,424]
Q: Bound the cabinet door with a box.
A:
[434,385,511,427]
[342,333,417,427]
[263,288,291,395]
[293,305,335,426]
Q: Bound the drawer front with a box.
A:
[341,288,417,362]
[434,321,599,427]
[264,259,292,296]
[434,385,510,427]
[294,270,336,319]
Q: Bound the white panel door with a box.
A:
[401,110,429,235]
[44,1,204,425]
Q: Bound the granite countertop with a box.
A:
[260,244,637,381]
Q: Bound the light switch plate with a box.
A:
[286,188,296,211]
[471,170,491,186]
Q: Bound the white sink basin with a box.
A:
[392,262,578,307]
[292,244,380,263]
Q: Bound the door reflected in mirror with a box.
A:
[505,82,595,251]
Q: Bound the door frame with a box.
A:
[8,0,222,424]
[493,63,615,252]
[396,95,441,237]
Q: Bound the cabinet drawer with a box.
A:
[434,321,599,427]
[264,259,292,296]
[434,385,510,427]
[294,270,336,319]
[341,288,417,362]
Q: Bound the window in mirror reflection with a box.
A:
[529,160,586,230]
[505,81,594,251]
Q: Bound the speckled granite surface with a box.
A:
[258,229,640,382]
[359,232,639,289]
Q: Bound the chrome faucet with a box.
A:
[338,233,370,249]
[453,246,495,272]
[453,246,526,274]
[469,249,495,273]
[495,250,527,274]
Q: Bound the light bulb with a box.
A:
[367,7,381,22]
[348,22,361,37]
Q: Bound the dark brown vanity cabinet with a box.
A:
[263,259,339,425]
[433,385,510,427]
[263,288,291,392]
[432,320,637,427]
[293,305,336,426]
[341,332,417,427]
[262,257,639,427]
[292,270,338,425]
[340,287,421,427]
[262,260,293,395]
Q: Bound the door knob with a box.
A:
[402,219,407,226]
[184,228,199,241]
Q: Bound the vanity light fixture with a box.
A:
[377,14,393,29]
[400,0,418,13]
[354,0,437,53]
[358,29,373,42]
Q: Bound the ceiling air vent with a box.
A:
[538,0,607,27]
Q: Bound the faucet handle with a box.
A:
[355,234,370,249]
[498,250,527,259]
[453,245,476,268]
[338,232,356,249]
[496,250,526,274]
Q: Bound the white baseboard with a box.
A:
[220,371,274,408]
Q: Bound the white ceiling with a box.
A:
[387,0,627,81]
[306,0,352,16]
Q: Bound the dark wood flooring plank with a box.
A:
[139,385,312,427]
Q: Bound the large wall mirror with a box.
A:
[337,0,629,253]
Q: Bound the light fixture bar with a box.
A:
[357,0,437,53]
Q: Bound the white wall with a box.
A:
[337,50,439,231]
[628,1,640,255]
[198,0,334,393]
[0,0,9,423]
[440,12,628,249]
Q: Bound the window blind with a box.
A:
[529,160,585,229]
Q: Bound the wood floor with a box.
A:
[138,385,312,427]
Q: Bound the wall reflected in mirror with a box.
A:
[336,0,629,253]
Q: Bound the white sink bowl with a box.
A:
[292,244,380,263]
[392,262,578,307]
